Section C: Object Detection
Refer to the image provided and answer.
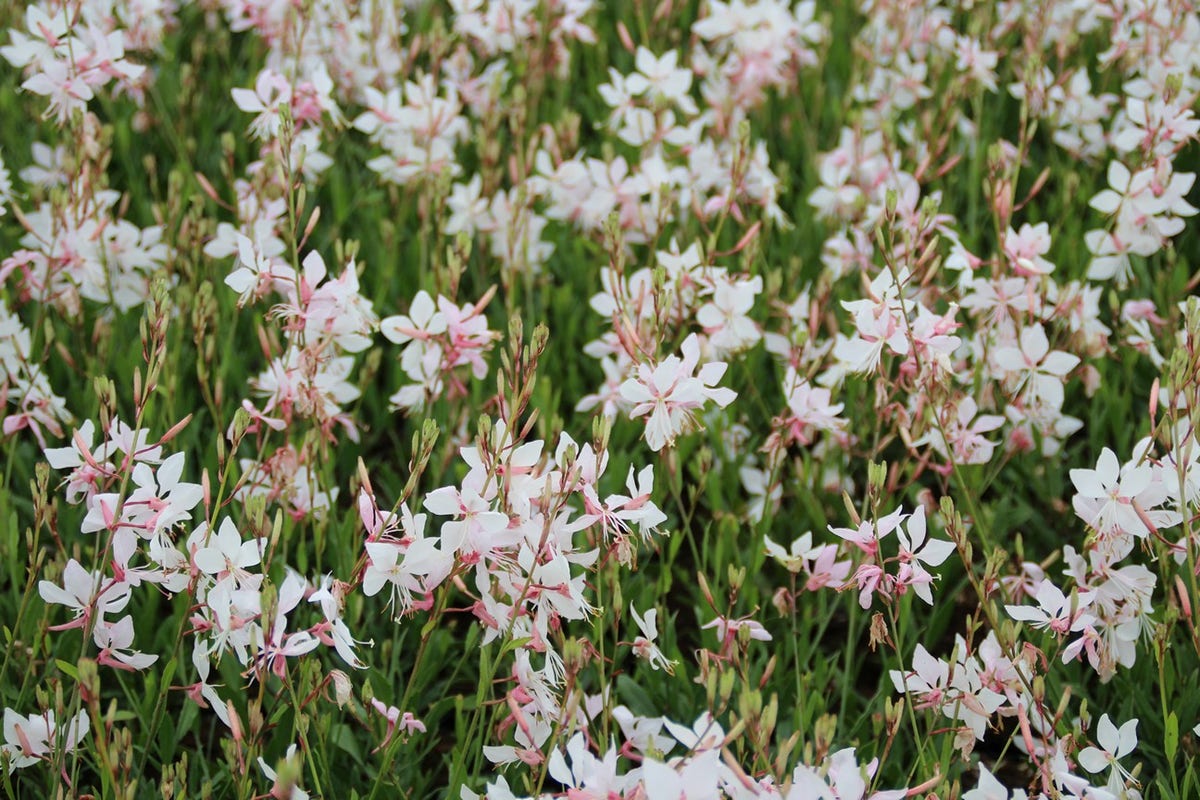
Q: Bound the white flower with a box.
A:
[630,604,676,673]
[620,334,737,451]
[1078,714,1138,783]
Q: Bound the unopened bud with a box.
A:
[1176,575,1193,620]
[727,565,745,593]
[77,658,100,707]
[718,667,737,706]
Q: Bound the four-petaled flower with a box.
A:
[620,333,736,451]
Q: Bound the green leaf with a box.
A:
[1166,711,1179,767]
[331,724,365,766]
[159,656,178,692]
[55,659,79,681]
[616,674,655,716]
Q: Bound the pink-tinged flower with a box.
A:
[640,751,726,800]
[1,708,88,773]
[380,291,447,345]
[764,531,821,573]
[1121,299,1165,326]
[1006,580,1095,636]
[611,706,674,757]
[1070,447,1175,538]
[482,715,552,767]
[114,452,205,539]
[39,558,131,630]
[1003,222,1055,276]
[362,537,450,617]
[185,640,232,729]
[695,273,762,356]
[21,58,94,122]
[906,304,962,372]
[1115,97,1200,156]
[547,732,627,799]
[198,576,260,666]
[630,604,676,673]
[253,572,321,680]
[849,562,894,609]
[892,640,1004,743]
[192,518,265,588]
[923,397,1006,466]
[619,334,737,451]
[283,255,377,354]
[791,751,905,799]
[779,368,845,445]
[370,699,425,753]
[439,294,496,378]
[225,233,287,306]
[803,544,853,592]
[890,644,949,711]
[528,552,594,622]
[960,276,1033,328]
[231,68,292,140]
[834,309,908,375]
[380,290,494,413]
[1,7,68,70]
[110,527,179,593]
[424,486,514,557]
[44,419,111,504]
[894,506,955,604]
[764,532,850,592]
[93,615,158,671]
[104,418,163,465]
[954,35,999,91]
[587,464,668,543]
[828,505,905,558]
[1089,159,1197,261]
[834,268,914,374]
[308,577,370,670]
[257,743,309,800]
[701,613,771,645]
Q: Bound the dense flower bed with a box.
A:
[1,1,1199,798]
